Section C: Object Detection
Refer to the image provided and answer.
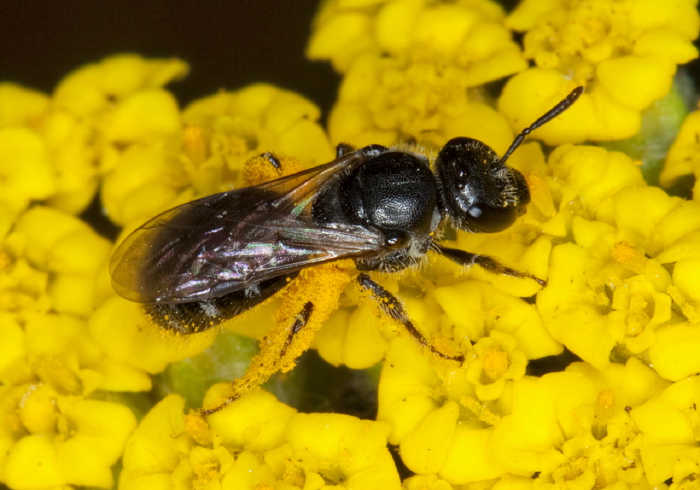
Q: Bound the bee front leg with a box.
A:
[436,245,547,286]
[244,151,305,185]
[260,151,282,169]
[357,273,465,363]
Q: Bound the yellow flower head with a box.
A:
[104,83,334,229]
[121,391,399,489]
[51,54,188,215]
[538,182,700,379]
[490,359,667,486]
[0,83,53,226]
[309,0,528,147]
[2,388,136,489]
[501,0,700,143]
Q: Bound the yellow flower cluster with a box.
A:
[120,392,400,489]
[0,206,135,488]
[1,0,700,487]
[502,0,700,144]
[0,54,336,488]
[307,0,528,148]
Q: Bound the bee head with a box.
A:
[435,86,584,234]
[435,136,530,233]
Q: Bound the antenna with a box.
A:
[500,86,584,164]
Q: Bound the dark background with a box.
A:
[0,1,339,115]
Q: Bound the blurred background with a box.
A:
[0,1,339,115]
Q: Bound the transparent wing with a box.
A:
[110,152,386,304]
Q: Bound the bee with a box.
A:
[110,87,583,414]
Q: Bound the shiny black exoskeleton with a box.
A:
[311,136,530,273]
[110,87,583,336]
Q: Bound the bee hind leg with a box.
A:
[199,301,316,417]
[357,273,465,363]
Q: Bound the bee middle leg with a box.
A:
[357,273,465,363]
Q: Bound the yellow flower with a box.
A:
[465,331,527,402]
[328,53,521,148]
[314,302,390,369]
[0,126,55,224]
[539,184,700,377]
[3,393,136,489]
[5,206,112,317]
[0,83,49,128]
[308,0,521,74]
[608,275,672,353]
[0,204,146,489]
[433,279,560,360]
[0,84,53,227]
[52,54,188,215]
[122,391,400,489]
[282,412,400,488]
[104,83,334,230]
[631,375,700,486]
[183,84,334,182]
[501,0,700,143]
[377,335,496,483]
[310,0,527,147]
[2,0,699,480]
[490,359,666,487]
[89,297,218,381]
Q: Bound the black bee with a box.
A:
[110,87,582,410]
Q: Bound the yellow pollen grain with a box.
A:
[594,389,615,423]
[611,242,646,275]
[592,389,615,440]
[193,462,219,490]
[185,410,212,447]
[626,294,650,336]
[482,347,509,383]
[460,396,501,426]
[560,457,587,481]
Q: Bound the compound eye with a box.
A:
[466,203,519,233]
